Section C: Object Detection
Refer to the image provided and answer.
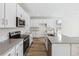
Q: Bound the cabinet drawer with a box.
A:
[71,44,79,56]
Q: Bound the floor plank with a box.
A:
[26,38,47,56]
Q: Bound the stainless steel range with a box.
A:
[9,31,29,56]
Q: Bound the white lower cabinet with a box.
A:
[52,44,70,56]
[4,40,23,56]
[71,44,79,56]
[16,41,23,56]
[4,47,16,56]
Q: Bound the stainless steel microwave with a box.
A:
[16,17,25,27]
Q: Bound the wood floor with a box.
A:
[27,38,47,56]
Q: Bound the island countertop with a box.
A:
[0,38,23,56]
[47,35,79,44]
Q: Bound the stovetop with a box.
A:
[9,31,29,39]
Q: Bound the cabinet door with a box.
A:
[52,44,70,56]
[21,8,25,19]
[16,41,23,56]
[27,15,30,30]
[0,3,5,28]
[24,12,30,31]
[9,48,16,56]
[71,44,79,56]
[16,4,23,18]
[16,44,23,56]
[4,47,16,56]
[5,3,16,28]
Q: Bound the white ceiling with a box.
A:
[19,3,79,17]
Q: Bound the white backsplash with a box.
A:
[0,27,28,42]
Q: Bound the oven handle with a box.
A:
[23,38,28,42]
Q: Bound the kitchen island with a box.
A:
[46,34,79,56]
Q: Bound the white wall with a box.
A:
[61,16,79,37]
[0,27,27,42]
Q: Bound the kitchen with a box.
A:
[0,3,79,56]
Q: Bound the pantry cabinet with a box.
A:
[0,3,16,28]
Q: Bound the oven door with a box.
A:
[23,36,29,55]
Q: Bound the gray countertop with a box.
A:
[0,38,23,55]
[0,32,30,56]
[47,35,79,44]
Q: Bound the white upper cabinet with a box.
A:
[0,3,4,28]
[5,3,16,28]
[16,4,23,18]
[17,4,30,29]
[25,13,30,31]
[0,3,16,28]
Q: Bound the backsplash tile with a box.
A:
[0,27,28,42]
